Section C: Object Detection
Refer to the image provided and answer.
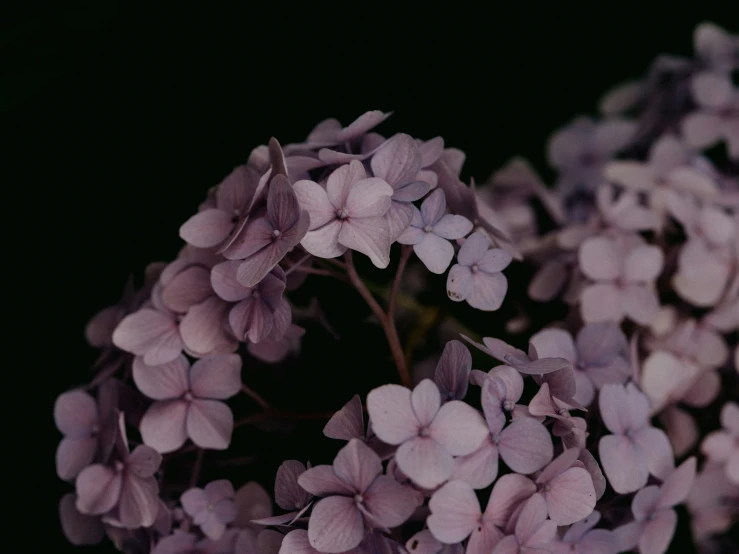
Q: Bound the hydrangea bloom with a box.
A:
[682,71,739,159]
[181,480,237,540]
[701,402,739,485]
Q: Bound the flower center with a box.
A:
[183,391,194,402]
[557,407,568,417]
[471,264,479,273]
[419,426,431,438]
[90,424,100,435]
[272,229,281,239]
[252,290,261,299]
[114,460,125,472]
[503,400,514,412]
[354,493,364,506]
[336,208,349,220]
[491,433,501,445]
[207,503,215,512]
[423,225,433,233]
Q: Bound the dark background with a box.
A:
[3,3,737,552]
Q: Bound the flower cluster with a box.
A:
[55,22,737,554]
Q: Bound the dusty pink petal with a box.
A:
[181,487,207,517]
[536,448,580,485]
[514,494,549,544]
[113,309,182,366]
[478,248,513,273]
[682,371,720,407]
[579,237,621,281]
[370,133,422,186]
[324,394,364,441]
[631,427,674,480]
[333,439,381,493]
[405,530,446,554]
[75,464,123,515]
[491,535,520,554]
[301,219,347,259]
[638,509,677,554]
[498,418,553,474]
[467,522,505,554]
[624,245,663,283]
[211,261,250,302]
[446,264,473,302]
[337,110,391,142]
[599,435,648,493]
[307,496,364,553]
[622,285,660,325]
[411,379,442,426]
[604,161,655,191]
[458,232,491,265]
[599,383,649,433]
[181,296,236,356]
[279,529,326,554]
[132,355,190,400]
[54,390,98,437]
[229,297,273,343]
[529,329,577,364]
[580,283,623,323]
[162,266,213,313]
[327,161,366,208]
[338,216,391,268]
[429,401,488,456]
[140,400,189,453]
[189,354,242,399]
[544,467,596,525]
[366,384,419,445]
[180,209,234,248]
[127,445,161,478]
[491,365,525,402]
[433,214,473,240]
[721,402,739,434]
[657,457,696,510]
[541,366,577,401]
[363,474,420,527]
[427,480,481,543]
[293,179,336,230]
[682,112,723,149]
[662,406,698,457]
[691,71,733,108]
[386,202,415,241]
[186,399,233,450]
[118,473,159,528]
[484,473,537,529]
[56,437,98,481]
[396,436,454,489]
[414,232,455,274]
[59,493,104,545]
[451,438,499,489]
[297,465,354,497]
[573,370,595,406]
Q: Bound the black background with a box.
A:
[4,3,737,552]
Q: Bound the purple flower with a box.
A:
[694,22,739,73]
[370,133,431,240]
[531,448,596,525]
[578,234,663,325]
[682,72,739,159]
[598,383,674,493]
[469,365,535,420]
[75,415,162,528]
[446,232,512,311]
[594,184,661,233]
[181,480,237,540]
[179,165,260,249]
[297,439,420,553]
[617,458,696,554]
[211,262,289,344]
[434,340,472,401]
[452,378,553,489]
[366,379,489,489]
[398,189,473,274]
[549,510,615,554]
[54,390,103,481]
[547,116,637,195]
[701,402,739,485]
[294,160,394,268]
[529,322,629,406]
[234,481,273,529]
[463,334,572,376]
[427,475,536,553]
[222,175,310,287]
[490,494,557,554]
[279,529,363,554]
[528,384,587,449]
[133,354,241,452]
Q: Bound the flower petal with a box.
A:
[446,264,473,302]
[451,438,500,489]
[430,401,488,456]
[333,439,382,494]
[414,233,455,274]
[579,237,621,281]
[366,384,419,445]
[498,418,553,475]
[545,467,596,525]
[189,354,242,400]
[307,496,364,554]
[339,216,391,268]
[75,464,123,515]
[140,400,189,454]
[132,355,190,400]
[598,435,648,493]
[396,436,454,490]
[363,474,420,527]
[186,399,233,450]
[301,220,347,259]
[427,480,481,543]
[179,209,234,249]
[468,271,508,311]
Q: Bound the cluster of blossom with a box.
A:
[55,22,738,554]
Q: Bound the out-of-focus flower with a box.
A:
[701,402,739,485]
[682,72,739,159]
[181,480,237,540]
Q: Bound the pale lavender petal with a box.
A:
[638,509,677,554]
[492,365,525,402]
[386,202,415,241]
[427,480,481,543]
[498,418,553,474]
[580,284,623,323]
[414,233,455,274]
[576,321,627,365]
[366,384,419,445]
[528,259,568,302]
[451,438,499,489]
[446,265,473,302]
[411,379,442,427]
[529,329,577,364]
[181,296,237,356]
[467,271,508,311]
[631,427,675,480]
[324,394,365,441]
[54,390,98,437]
[333,439,381,494]
[180,209,234,248]
[186,399,233,450]
[307,496,364,553]
[490,535,519,554]
[56,437,97,481]
[229,297,273,344]
[162,266,213,313]
[189,354,242,399]
[370,133,422,187]
[429,401,489,456]
[112,309,182,366]
[337,110,391,142]
[545,467,596,525]
[536,448,581,485]
[297,465,354,497]
[294,180,336,230]
[458,232,490,265]
[132,355,190,400]
[478,248,513,273]
[467,522,505,554]
[301,220,347,258]
[396,436,455,489]
[514,494,548,545]
[682,112,723,149]
[598,435,648,493]
[181,488,208,517]
[338,216,391,268]
[211,261,252,302]
[433,214,473,240]
[579,237,621,281]
[393,181,430,202]
[118,473,159,528]
[484,473,537,529]
[363,474,420,527]
[578,450,607,500]
[127,445,161,478]
[345,178,394,218]
[75,464,123,515]
[140,400,189,453]
[624,245,663,283]
[405,530,446,554]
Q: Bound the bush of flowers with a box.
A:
[55,22,738,554]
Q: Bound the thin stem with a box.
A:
[388,245,412,317]
[234,409,335,428]
[241,384,271,410]
[283,252,313,275]
[344,251,412,388]
[189,449,205,488]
